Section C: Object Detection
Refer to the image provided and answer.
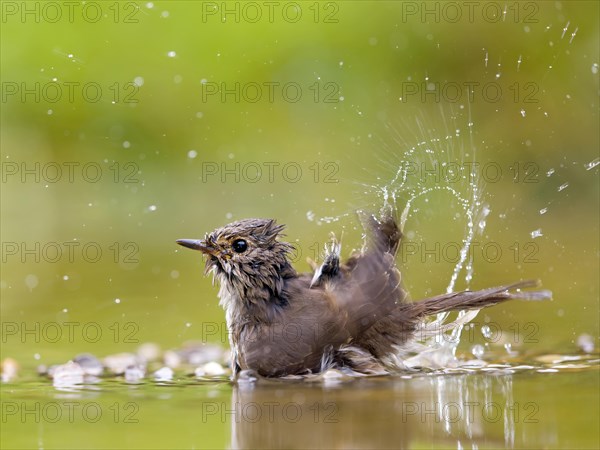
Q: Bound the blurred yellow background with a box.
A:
[1,1,598,363]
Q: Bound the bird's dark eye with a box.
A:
[232,239,248,253]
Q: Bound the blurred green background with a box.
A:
[1,1,598,363]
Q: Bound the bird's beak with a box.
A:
[176,239,217,256]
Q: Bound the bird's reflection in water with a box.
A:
[229,372,547,449]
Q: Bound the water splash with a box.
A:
[585,158,599,170]
[530,229,543,239]
[345,107,497,368]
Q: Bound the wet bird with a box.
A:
[177,210,550,377]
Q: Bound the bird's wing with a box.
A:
[326,210,407,338]
[330,251,406,338]
[310,239,341,287]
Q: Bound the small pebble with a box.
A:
[195,362,225,377]
[153,366,174,381]
[52,361,85,386]
[181,343,225,365]
[1,358,19,382]
[104,353,138,374]
[164,350,182,368]
[137,342,161,362]
[125,365,146,382]
[73,353,103,376]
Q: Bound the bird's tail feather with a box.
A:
[409,279,551,317]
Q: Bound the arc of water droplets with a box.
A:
[380,161,488,345]
[320,116,491,362]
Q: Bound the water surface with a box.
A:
[2,356,598,449]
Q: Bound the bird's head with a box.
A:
[177,218,295,304]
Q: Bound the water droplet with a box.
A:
[114,298,121,304]
[504,343,515,355]
[167,50,177,58]
[170,270,179,279]
[148,204,157,211]
[122,141,131,149]
[530,228,543,238]
[546,168,555,177]
[520,109,526,117]
[577,334,594,353]
[585,158,599,170]
[306,210,315,221]
[570,28,578,44]
[592,63,599,74]
[558,182,569,192]
[481,325,492,339]
[133,76,144,87]
[471,344,485,358]
[187,150,198,159]
[539,207,548,215]
[25,274,38,291]
[561,21,570,39]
